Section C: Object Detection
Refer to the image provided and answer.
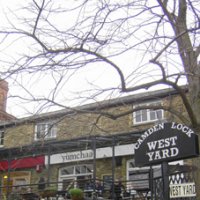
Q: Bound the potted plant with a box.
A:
[69,188,84,200]
[40,186,57,198]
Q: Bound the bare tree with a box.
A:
[0,0,200,197]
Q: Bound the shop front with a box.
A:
[45,144,135,192]
[0,155,45,196]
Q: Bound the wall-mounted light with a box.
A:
[3,175,8,179]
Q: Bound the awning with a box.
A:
[0,156,44,171]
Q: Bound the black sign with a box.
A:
[103,175,113,191]
[135,122,199,166]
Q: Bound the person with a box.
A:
[84,176,94,198]
[38,177,46,191]
[95,180,103,197]
[113,179,125,200]
[84,176,93,191]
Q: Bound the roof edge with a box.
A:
[0,85,188,127]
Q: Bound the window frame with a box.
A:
[0,131,4,147]
[133,101,164,125]
[34,121,57,141]
[58,164,93,190]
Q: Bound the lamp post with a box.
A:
[162,162,169,200]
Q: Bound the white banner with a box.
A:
[170,182,196,198]
[45,144,135,165]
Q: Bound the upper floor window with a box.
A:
[133,102,164,125]
[60,164,93,176]
[35,122,57,140]
[0,131,4,147]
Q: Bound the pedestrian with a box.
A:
[38,177,46,191]
[113,179,125,200]
[95,180,103,197]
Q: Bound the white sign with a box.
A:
[170,182,196,198]
[45,144,135,165]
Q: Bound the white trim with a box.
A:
[34,122,57,140]
[58,164,93,190]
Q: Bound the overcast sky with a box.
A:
[0,0,187,118]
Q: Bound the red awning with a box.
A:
[0,156,44,171]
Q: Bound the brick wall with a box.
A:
[4,124,34,148]
[3,93,188,148]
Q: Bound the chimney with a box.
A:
[0,80,8,112]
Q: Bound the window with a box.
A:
[0,131,4,147]
[58,164,93,190]
[14,178,27,186]
[60,165,93,176]
[35,122,57,140]
[127,160,150,191]
[2,172,31,194]
[133,102,164,125]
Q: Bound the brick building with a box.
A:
[0,80,15,153]
[0,80,15,121]
[0,86,197,199]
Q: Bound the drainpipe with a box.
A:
[93,137,96,191]
[111,137,115,199]
[47,145,51,187]
[6,150,11,199]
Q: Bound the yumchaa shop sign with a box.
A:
[135,122,199,166]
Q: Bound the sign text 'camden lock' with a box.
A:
[135,122,199,166]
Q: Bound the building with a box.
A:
[0,80,15,121]
[0,86,197,199]
[0,79,16,149]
